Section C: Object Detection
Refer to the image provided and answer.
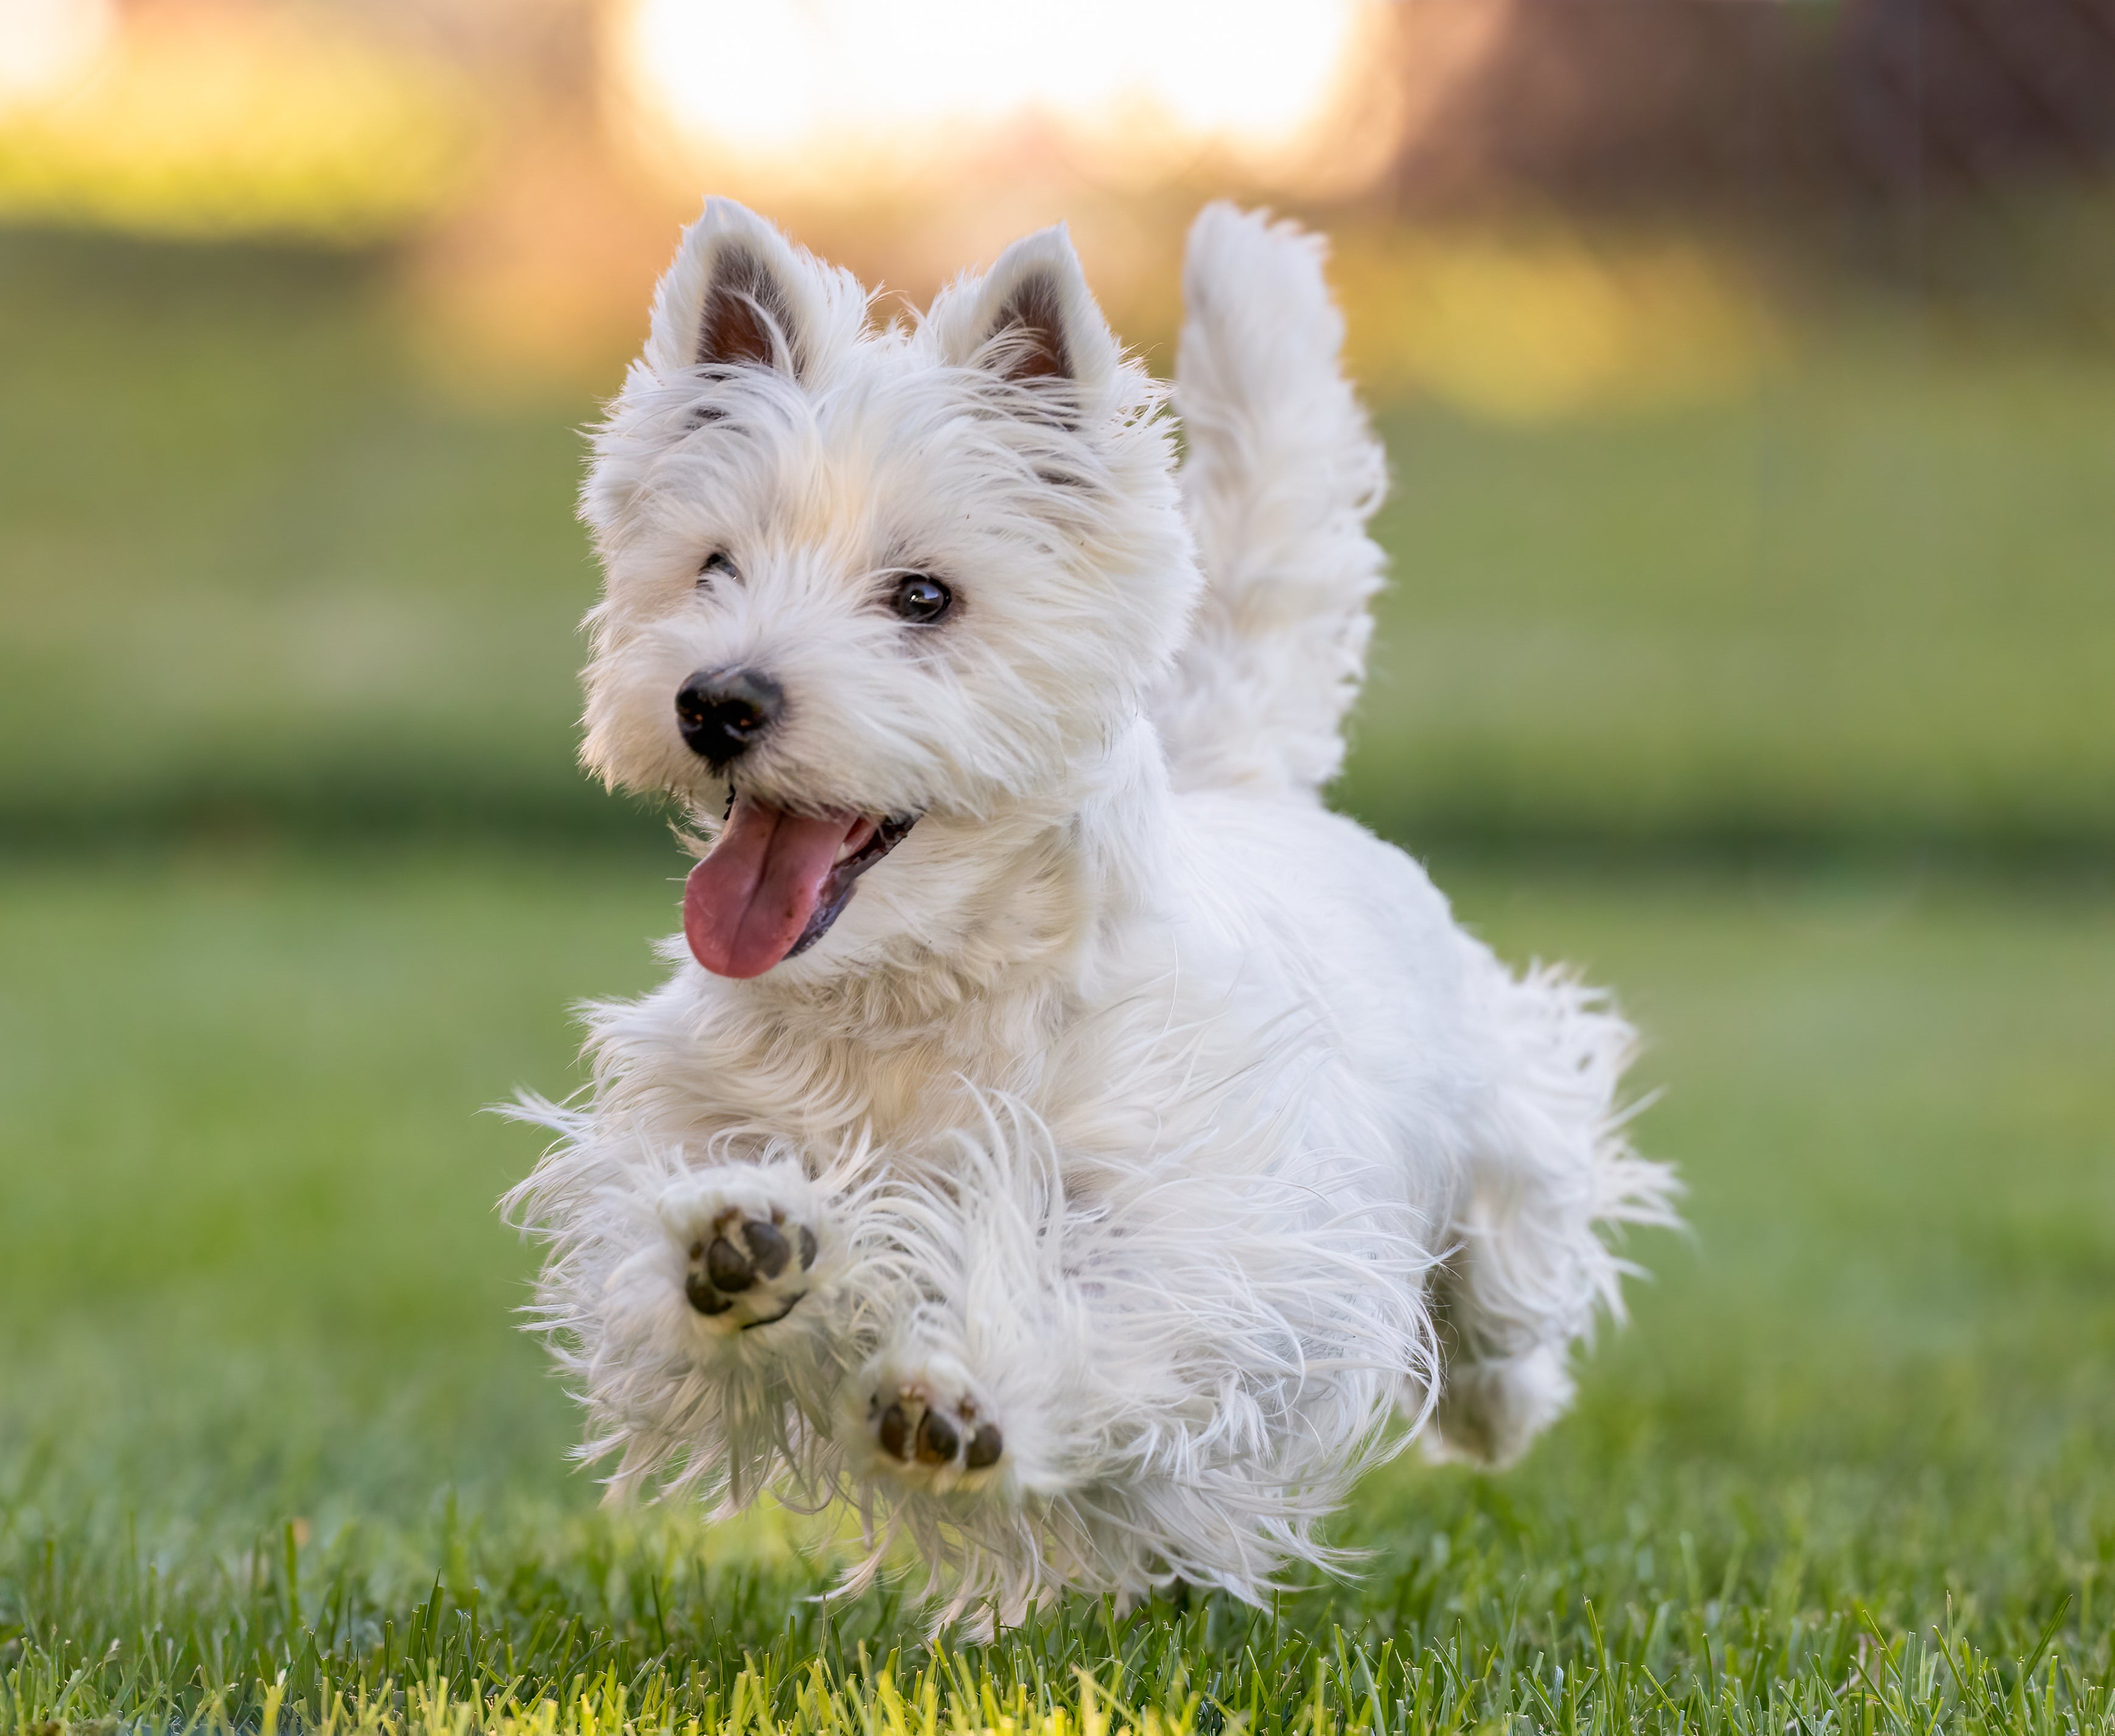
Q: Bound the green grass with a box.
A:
[4,851,2112,1731]
[1346,354,2115,852]
[5,228,2115,854]
[0,234,629,847]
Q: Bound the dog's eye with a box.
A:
[698,551,737,587]
[890,573,953,624]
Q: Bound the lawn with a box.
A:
[3,851,2111,1732]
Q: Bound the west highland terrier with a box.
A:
[509,198,1676,1626]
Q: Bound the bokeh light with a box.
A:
[0,0,113,110]
[619,0,1375,183]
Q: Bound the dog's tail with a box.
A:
[1154,204,1389,800]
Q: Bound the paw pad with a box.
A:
[683,1210,817,1325]
[871,1386,1002,1472]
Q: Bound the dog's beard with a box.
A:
[682,793,915,977]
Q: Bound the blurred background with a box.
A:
[2,0,2113,1649]
[4,0,2113,854]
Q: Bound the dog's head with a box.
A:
[581,200,1197,981]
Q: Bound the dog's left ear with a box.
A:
[934,226,1120,407]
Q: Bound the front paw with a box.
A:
[657,1168,827,1334]
[685,1209,817,1326]
[859,1358,1004,1485]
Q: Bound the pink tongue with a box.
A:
[683,797,859,978]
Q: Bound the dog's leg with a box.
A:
[832,1159,1055,1501]
[515,1138,893,1504]
[1425,967,1677,1467]
[835,1121,1422,1602]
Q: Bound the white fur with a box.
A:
[507,199,1677,1630]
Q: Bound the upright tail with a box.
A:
[1153,204,1390,800]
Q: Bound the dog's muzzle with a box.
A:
[675,666,782,767]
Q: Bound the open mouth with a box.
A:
[682,793,917,978]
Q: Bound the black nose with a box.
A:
[674,667,783,765]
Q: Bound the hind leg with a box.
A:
[1427,1242,1584,1468]
[1426,968,1676,1467]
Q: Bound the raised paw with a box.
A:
[867,1374,1003,1480]
[657,1171,826,1334]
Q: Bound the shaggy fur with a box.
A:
[507,198,1676,1629]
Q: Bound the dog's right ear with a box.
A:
[643,198,819,381]
[930,225,1121,410]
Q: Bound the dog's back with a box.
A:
[1155,205,1390,800]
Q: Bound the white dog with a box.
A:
[509,198,1674,1626]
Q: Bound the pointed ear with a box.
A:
[937,225,1119,400]
[643,198,816,380]
[696,243,795,370]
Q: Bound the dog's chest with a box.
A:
[694,1002,1044,1152]
[689,974,1264,1177]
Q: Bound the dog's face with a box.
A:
[580,201,1197,981]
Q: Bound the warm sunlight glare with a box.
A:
[623,0,1368,179]
[0,0,113,108]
